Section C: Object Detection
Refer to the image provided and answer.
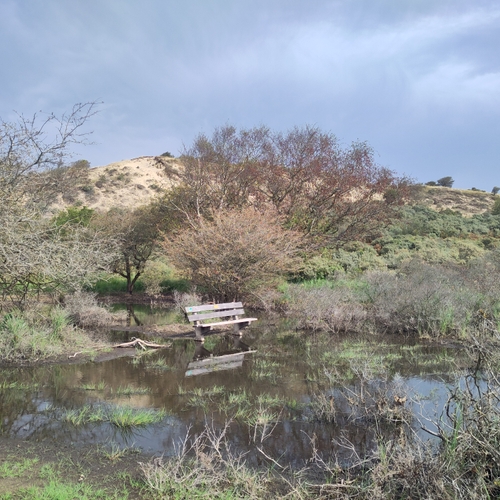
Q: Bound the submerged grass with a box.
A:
[61,404,166,428]
[143,357,174,371]
[78,382,106,391]
[249,358,281,383]
[114,385,151,396]
[0,380,40,390]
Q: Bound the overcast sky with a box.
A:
[1,0,499,190]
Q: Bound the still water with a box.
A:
[0,305,467,467]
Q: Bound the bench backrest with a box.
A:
[185,302,245,323]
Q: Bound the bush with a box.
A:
[162,208,303,302]
[64,291,114,328]
[493,198,500,215]
[140,260,174,296]
[364,259,500,336]
[436,176,454,187]
[285,283,366,333]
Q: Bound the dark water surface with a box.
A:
[0,305,467,467]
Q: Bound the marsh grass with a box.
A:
[143,357,174,371]
[140,422,269,499]
[109,406,166,428]
[114,385,151,396]
[79,381,106,391]
[250,358,281,383]
[61,404,166,428]
[0,302,109,362]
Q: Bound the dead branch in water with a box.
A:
[113,337,171,350]
[68,337,171,358]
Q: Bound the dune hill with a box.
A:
[50,157,497,217]
[49,156,181,213]
[411,185,496,216]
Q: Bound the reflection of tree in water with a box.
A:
[126,304,142,327]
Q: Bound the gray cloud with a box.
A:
[1,0,499,189]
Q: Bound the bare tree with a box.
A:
[0,102,120,306]
[164,125,267,227]
[0,212,118,304]
[0,102,99,208]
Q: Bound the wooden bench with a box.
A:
[185,302,257,341]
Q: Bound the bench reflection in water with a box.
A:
[185,336,256,377]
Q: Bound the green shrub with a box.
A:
[294,252,342,281]
[52,206,94,228]
[80,184,94,194]
[90,275,145,294]
[493,198,500,215]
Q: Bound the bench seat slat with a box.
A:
[185,302,243,313]
[187,309,245,322]
[198,318,258,328]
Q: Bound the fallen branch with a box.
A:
[113,337,171,350]
[68,338,171,358]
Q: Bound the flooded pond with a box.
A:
[0,305,470,468]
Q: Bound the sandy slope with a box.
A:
[411,185,495,216]
[49,156,181,213]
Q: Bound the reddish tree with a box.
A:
[163,125,411,244]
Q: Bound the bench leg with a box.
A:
[195,325,212,342]
[232,321,250,336]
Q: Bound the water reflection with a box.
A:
[110,303,183,327]
[185,336,257,376]
[0,308,470,465]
